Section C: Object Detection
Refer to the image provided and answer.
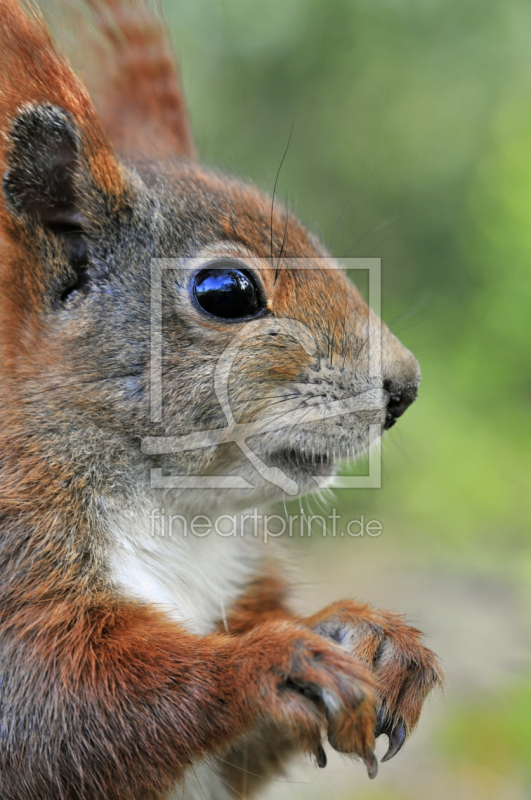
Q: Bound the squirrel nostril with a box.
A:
[383,380,418,430]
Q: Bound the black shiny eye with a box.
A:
[192,262,264,320]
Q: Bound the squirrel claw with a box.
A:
[374,705,388,738]
[380,719,407,763]
[375,706,407,763]
[314,742,327,768]
[362,748,378,779]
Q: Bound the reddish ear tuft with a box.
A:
[83,0,196,160]
[0,0,125,207]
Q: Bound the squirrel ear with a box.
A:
[0,0,126,231]
[3,104,83,228]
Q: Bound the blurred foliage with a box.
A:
[440,675,531,782]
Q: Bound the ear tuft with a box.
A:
[3,103,82,227]
[0,0,126,217]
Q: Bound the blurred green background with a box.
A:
[163,0,531,797]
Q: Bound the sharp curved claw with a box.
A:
[315,743,327,769]
[381,719,407,762]
[362,748,379,779]
[374,705,388,738]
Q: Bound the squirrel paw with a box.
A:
[307,601,443,762]
[240,621,378,777]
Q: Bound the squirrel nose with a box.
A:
[383,379,418,430]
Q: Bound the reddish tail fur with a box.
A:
[83,0,196,158]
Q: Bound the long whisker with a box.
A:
[328,154,398,254]
[329,191,355,255]
[343,213,405,258]
[271,121,294,281]
[19,370,143,402]
[388,289,433,332]
[276,195,290,269]
[213,754,308,785]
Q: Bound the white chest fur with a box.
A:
[106,504,265,634]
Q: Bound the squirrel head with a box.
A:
[0,0,420,513]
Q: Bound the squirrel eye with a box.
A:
[193,262,264,320]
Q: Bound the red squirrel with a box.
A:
[0,1,443,798]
